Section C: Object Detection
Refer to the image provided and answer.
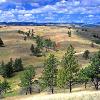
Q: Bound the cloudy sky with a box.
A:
[0,0,100,23]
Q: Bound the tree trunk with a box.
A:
[25,88,28,95]
[93,78,99,90]
[85,82,87,89]
[29,86,32,94]
[96,80,98,90]
[26,91,27,95]
[69,81,72,93]
[51,87,54,94]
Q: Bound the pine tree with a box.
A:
[1,59,13,78]
[42,54,58,94]
[30,44,35,55]
[1,79,11,93]
[13,58,24,72]
[59,45,79,92]
[87,51,100,90]
[36,36,43,49]
[83,50,90,60]
[68,31,71,37]
[0,38,4,47]
[57,68,66,88]
[78,68,90,89]
[20,66,35,95]
[0,61,5,75]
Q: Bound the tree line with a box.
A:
[18,29,57,57]
[42,45,100,93]
[0,58,23,78]
[19,45,100,95]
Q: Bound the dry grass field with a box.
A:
[5,91,100,100]
[0,25,100,99]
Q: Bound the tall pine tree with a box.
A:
[58,45,79,92]
[13,58,23,72]
[42,54,58,94]
[20,67,35,95]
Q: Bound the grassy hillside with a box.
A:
[0,25,100,98]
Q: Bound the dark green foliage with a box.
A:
[0,81,2,96]
[81,51,100,90]
[83,50,90,60]
[68,31,71,37]
[44,39,56,50]
[20,66,35,95]
[36,36,44,49]
[94,39,100,44]
[87,51,100,90]
[78,68,91,88]
[0,58,24,78]
[1,59,13,78]
[30,44,35,54]
[34,35,56,50]
[1,79,11,93]
[13,58,24,72]
[18,30,24,34]
[0,61,5,75]
[42,54,58,94]
[0,79,11,96]
[30,44,42,57]
[57,68,66,88]
[44,39,53,48]
[58,45,79,92]
[34,47,42,57]
[0,38,4,47]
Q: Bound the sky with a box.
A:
[0,0,100,23]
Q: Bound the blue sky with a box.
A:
[0,0,100,23]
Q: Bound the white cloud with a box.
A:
[0,0,100,22]
[0,0,6,3]
[24,13,32,17]
[88,15,94,17]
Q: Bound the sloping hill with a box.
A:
[5,91,100,100]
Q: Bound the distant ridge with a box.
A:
[0,22,100,27]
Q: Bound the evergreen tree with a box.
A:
[42,54,58,94]
[20,66,35,95]
[36,36,43,49]
[30,44,42,57]
[0,81,2,96]
[57,68,66,88]
[44,39,52,49]
[0,79,10,96]
[13,58,24,72]
[34,47,42,56]
[87,51,100,90]
[0,38,4,47]
[52,41,56,50]
[1,79,11,93]
[0,61,5,75]
[78,68,90,88]
[68,31,71,37]
[30,44,35,55]
[59,45,79,92]
[83,50,90,60]
[1,59,13,78]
